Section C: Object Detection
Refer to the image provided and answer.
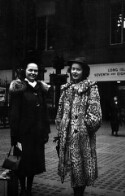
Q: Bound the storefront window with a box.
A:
[123,0,125,42]
[36,1,55,51]
[37,15,55,51]
[110,0,125,44]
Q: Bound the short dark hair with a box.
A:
[67,57,90,80]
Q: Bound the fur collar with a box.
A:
[61,79,96,94]
[9,79,27,93]
[9,79,50,93]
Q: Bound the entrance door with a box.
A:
[97,81,118,120]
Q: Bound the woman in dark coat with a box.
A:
[55,57,102,196]
[9,62,50,196]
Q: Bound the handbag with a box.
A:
[2,146,21,171]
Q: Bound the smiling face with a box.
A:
[71,63,83,83]
[25,63,38,82]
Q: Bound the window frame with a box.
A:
[110,0,125,45]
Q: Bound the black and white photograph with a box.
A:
[0,0,125,196]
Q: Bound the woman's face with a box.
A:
[71,63,83,83]
[25,63,38,82]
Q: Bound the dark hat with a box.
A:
[67,57,87,66]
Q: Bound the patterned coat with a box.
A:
[55,79,102,187]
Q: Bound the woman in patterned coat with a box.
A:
[55,57,102,196]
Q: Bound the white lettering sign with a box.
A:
[89,63,125,81]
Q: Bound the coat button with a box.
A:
[74,129,78,133]
[75,115,78,119]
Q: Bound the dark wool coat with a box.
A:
[55,80,102,187]
[9,80,50,176]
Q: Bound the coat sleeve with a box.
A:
[55,88,65,136]
[9,89,22,145]
[84,84,102,134]
[40,89,51,144]
[43,94,51,135]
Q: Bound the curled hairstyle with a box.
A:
[67,57,90,80]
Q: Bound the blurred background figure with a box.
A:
[15,68,25,81]
[109,96,121,136]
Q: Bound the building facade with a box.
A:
[1,0,125,119]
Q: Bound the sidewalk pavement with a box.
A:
[0,121,125,196]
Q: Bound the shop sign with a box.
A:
[89,63,125,81]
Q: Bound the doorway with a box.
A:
[97,81,119,120]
